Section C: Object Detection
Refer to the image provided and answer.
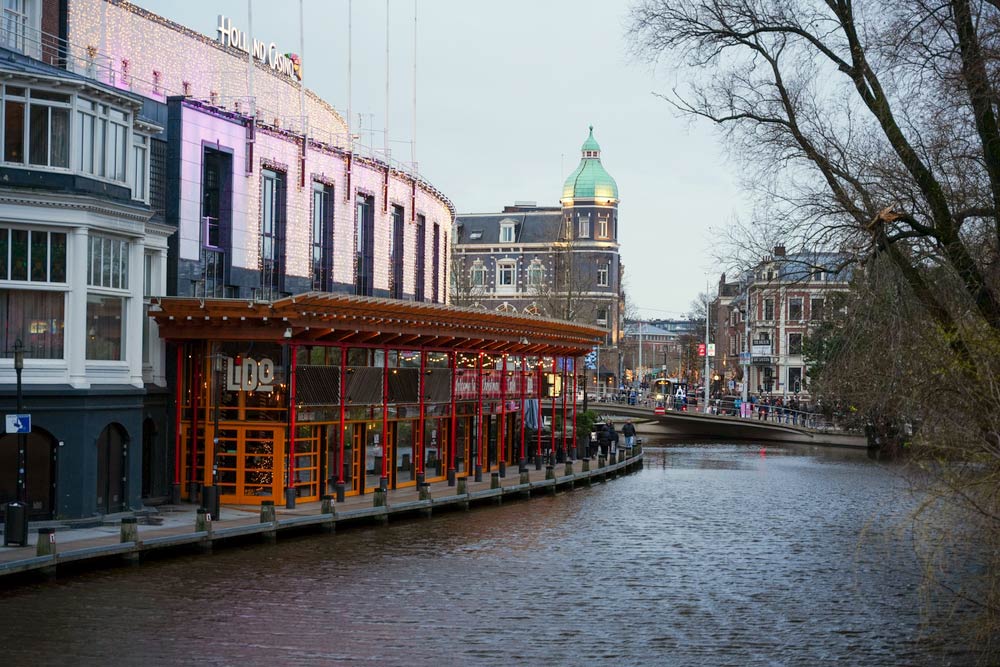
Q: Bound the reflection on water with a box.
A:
[0,441,980,666]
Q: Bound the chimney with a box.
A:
[773,245,786,257]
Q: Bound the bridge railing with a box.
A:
[587,395,858,433]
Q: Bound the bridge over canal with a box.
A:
[589,404,866,449]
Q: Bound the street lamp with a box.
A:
[4,339,28,546]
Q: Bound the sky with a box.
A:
[133,0,746,319]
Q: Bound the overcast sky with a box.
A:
[134,0,746,319]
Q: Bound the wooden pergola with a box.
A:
[151,292,606,355]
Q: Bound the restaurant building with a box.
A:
[153,293,601,506]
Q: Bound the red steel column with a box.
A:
[519,356,526,471]
[499,354,506,475]
[287,344,298,506]
[550,358,557,464]
[417,350,426,482]
[475,352,484,481]
[336,345,347,500]
[174,345,183,491]
[561,358,568,459]
[381,347,389,489]
[572,359,578,458]
[536,361,543,468]
[448,351,457,485]
[190,350,200,496]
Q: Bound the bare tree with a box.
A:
[628,0,1000,651]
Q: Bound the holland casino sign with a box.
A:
[216,15,302,81]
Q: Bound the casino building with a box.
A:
[0,0,593,519]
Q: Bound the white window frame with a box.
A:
[597,215,609,239]
[470,261,486,287]
[597,263,609,287]
[527,261,542,287]
[499,222,515,243]
[496,260,516,293]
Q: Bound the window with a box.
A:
[4,87,70,168]
[0,289,64,359]
[87,234,129,289]
[432,223,440,302]
[390,204,404,299]
[471,262,486,287]
[789,297,803,321]
[564,215,572,239]
[311,182,334,291]
[597,215,609,239]
[788,367,803,393]
[132,134,148,201]
[201,148,231,297]
[142,253,156,365]
[497,261,515,291]
[3,0,29,53]
[597,263,609,287]
[578,214,590,239]
[261,168,286,300]
[810,298,825,321]
[499,222,515,243]
[596,308,608,326]
[355,192,374,296]
[468,230,483,240]
[414,214,426,302]
[527,262,542,287]
[788,333,803,355]
[763,298,774,321]
[73,98,128,181]
[0,227,66,282]
[86,293,124,361]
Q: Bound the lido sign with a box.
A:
[216,15,302,81]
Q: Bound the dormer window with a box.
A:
[469,230,483,241]
[584,150,599,158]
[499,221,515,243]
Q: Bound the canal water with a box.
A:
[0,442,981,666]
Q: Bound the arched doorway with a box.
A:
[96,423,128,514]
[0,429,57,519]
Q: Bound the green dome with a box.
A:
[561,126,618,202]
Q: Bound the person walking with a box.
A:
[598,423,610,458]
[622,419,637,450]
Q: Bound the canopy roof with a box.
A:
[151,292,606,356]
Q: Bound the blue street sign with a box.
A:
[4,414,30,434]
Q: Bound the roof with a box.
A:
[562,126,618,202]
[623,322,674,337]
[151,292,606,356]
[0,46,146,109]
[454,210,562,245]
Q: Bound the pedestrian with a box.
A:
[598,423,610,458]
[734,396,742,418]
[622,419,636,449]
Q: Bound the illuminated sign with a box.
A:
[226,356,276,393]
[216,15,302,81]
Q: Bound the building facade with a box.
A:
[452,127,624,388]
[716,246,850,400]
[2,0,456,519]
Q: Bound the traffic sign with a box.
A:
[697,343,706,357]
[4,414,31,434]
[707,343,716,357]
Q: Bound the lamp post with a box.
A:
[4,339,28,546]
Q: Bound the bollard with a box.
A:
[534,455,542,471]
[373,488,387,508]
[457,476,468,495]
[120,517,139,544]
[474,464,483,483]
[499,460,506,478]
[447,468,457,486]
[418,483,432,501]
[545,465,555,481]
[564,461,573,477]
[321,494,335,516]
[334,482,346,503]
[582,458,591,473]
[196,507,211,533]
[598,456,606,468]
[519,470,530,485]
[490,471,501,490]
[36,527,56,558]
[518,457,528,473]
[610,452,617,465]
[259,500,276,523]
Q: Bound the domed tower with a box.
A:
[559,126,621,359]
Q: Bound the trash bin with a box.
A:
[4,501,28,547]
